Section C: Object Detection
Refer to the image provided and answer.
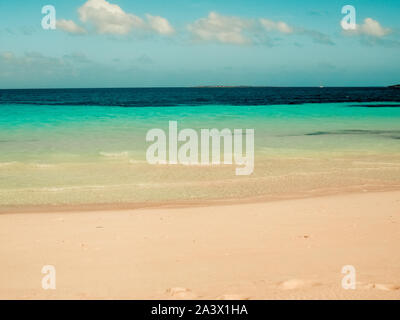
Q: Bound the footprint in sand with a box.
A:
[374,283,400,291]
[165,287,198,299]
[278,279,322,290]
[358,282,400,291]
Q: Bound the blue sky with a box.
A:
[0,0,399,88]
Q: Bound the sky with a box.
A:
[0,0,399,88]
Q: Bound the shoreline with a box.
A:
[2,184,400,215]
[1,189,399,299]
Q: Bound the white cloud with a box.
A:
[78,0,144,34]
[357,18,391,37]
[57,19,87,34]
[188,12,252,45]
[260,19,294,34]
[75,0,174,36]
[146,14,174,35]
[260,18,333,45]
[188,12,333,46]
[344,18,391,38]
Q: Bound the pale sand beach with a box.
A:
[1,190,399,300]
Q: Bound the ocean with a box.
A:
[1,87,400,207]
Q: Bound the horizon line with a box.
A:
[0,85,397,90]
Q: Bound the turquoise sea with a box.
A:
[1,88,400,207]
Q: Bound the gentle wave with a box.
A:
[34,164,56,168]
[128,159,146,164]
[99,151,130,158]
[0,161,19,167]
[0,162,57,168]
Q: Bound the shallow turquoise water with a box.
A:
[1,102,400,162]
[1,102,400,206]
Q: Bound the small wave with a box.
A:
[4,183,142,193]
[99,151,129,158]
[128,159,146,164]
[0,161,19,167]
[33,163,56,168]
[34,185,108,192]
[0,162,58,169]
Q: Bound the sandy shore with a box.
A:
[0,191,399,300]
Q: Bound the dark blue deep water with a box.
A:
[0,87,400,107]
